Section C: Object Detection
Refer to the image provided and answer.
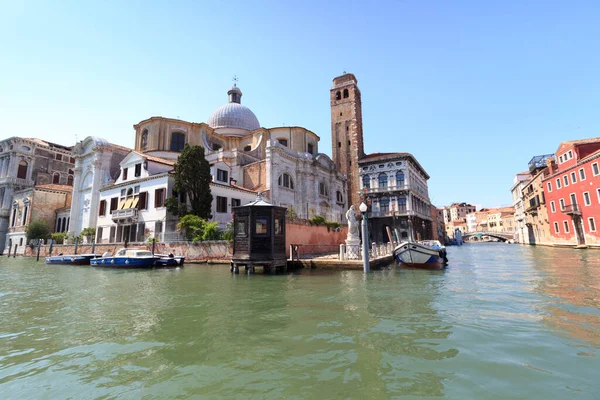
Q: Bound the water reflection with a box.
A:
[531,246,600,346]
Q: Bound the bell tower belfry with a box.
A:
[330,73,365,209]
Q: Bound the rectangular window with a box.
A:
[550,201,556,213]
[231,198,241,208]
[275,218,283,235]
[123,167,128,180]
[134,185,140,194]
[70,157,75,164]
[559,155,563,163]
[110,197,118,213]
[121,188,126,197]
[570,172,576,184]
[255,217,268,234]
[546,182,552,192]
[139,192,148,210]
[593,163,600,176]
[554,221,559,233]
[307,143,314,154]
[598,188,600,203]
[55,153,62,161]
[589,217,596,232]
[96,227,103,244]
[154,188,165,208]
[135,163,142,177]
[563,176,569,187]
[579,168,586,181]
[109,226,116,243]
[563,221,570,233]
[584,192,591,206]
[556,178,561,189]
[216,196,227,213]
[216,169,228,183]
[99,200,106,216]
[568,150,573,159]
[570,193,577,206]
[559,198,565,210]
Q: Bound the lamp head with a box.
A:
[359,202,368,213]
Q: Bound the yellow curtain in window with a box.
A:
[131,196,139,209]
[117,198,127,210]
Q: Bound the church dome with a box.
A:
[207,85,260,131]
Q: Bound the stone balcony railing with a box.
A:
[111,208,138,221]
[0,177,35,187]
[362,184,414,195]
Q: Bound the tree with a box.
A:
[26,220,51,242]
[166,144,213,219]
[177,214,222,242]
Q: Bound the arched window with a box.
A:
[278,173,294,189]
[17,160,28,180]
[378,173,388,189]
[22,200,29,225]
[362,175,370,189]
[343,89,349,98]
[336,191,343,203]
[396,171,405,188]
[127,188,133,196]
[170,132,185,152]
[335,91,341,100]
[67,175,74,186]
[141,129,148,150]
[53,173,60,184]
[319,182,329,196]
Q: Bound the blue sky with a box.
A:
[2,0,600,207]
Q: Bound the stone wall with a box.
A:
[23,241,232,262]
[21,220,349,261]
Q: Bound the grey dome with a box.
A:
[207,103,260,131]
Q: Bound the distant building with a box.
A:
[431,206,445,241]
[0,137,74,253]
[511,171,531,243]
[442,202,476,225]
[522,157,552,245]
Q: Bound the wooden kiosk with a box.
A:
[230,193,287,274]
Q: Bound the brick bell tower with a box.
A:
[330,73,365,210]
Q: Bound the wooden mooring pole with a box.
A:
[74,237,79,255]
[36,240,41,262]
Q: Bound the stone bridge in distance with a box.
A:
[462,231,515,242]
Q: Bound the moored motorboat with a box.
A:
[153,253,185,267]
[90,248,160,268]
[393,240,448,268]
[45,254,98,265]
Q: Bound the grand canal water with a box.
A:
[0,244,599,399]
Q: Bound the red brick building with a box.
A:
[542,137,600,247]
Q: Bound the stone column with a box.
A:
[68,160,84,236]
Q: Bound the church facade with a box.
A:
[131,84,348,224]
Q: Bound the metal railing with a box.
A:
[362,184,413,194]
[563,204,581,215]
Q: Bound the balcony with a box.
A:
[0,177,35,187]
[528,154,553,174]
[362,184,413,195]
[563,204,581,216]
[368,208,409,218]
[111,208,139,222]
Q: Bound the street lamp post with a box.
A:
[359,202,370,272]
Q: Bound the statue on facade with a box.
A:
[346,205,359,240]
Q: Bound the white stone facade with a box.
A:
[511,172,531,243]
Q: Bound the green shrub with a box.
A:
[81,227,96,237]
[51,232,67,244]
[26,220,51,242]
[177,214,223,242]
[309,215,326,226]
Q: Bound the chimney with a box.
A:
[546,156,557,174]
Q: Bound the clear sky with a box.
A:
[2,0,600,207]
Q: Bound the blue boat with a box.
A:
[90,248,160,268]
[45,254,98,265]
[154,253,185,267]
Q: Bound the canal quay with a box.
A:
[1,244,599,399]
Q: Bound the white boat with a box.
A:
[393,240,448,268]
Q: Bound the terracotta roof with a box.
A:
[563,137,600,146]
[106,143,132,153]
[22,138,72,151]
[34,184,73,192]
[133,151,175,166]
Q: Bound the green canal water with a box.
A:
[1,244,599,399]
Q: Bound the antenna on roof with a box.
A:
[232,75,238,86]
